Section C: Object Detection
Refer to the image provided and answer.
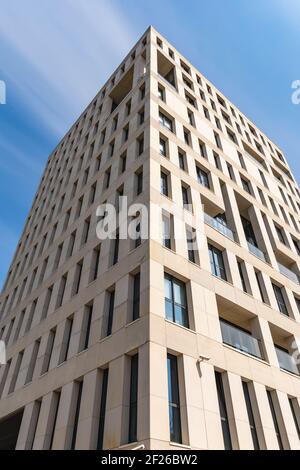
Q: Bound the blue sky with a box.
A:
[0,0,299,289]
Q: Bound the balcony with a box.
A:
[275,346,299,376]
[204,213,235,241]
[278,262,300,285]
[247,241,267,263]
[220,319,264,360]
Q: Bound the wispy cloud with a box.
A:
[0,0,136,134]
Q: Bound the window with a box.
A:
[126,99,131,116]
[238,152,246,170]
[196,167,210,188]
[214,152,221,170]
[81,303,93,351]
[106,290,115,336]
[198,140,208,159]
[215,117,222,130]
[183,128,191,146]
[237,260,248,293]
[293,239,300,256]
[214,131,223,150]
[104,167,111,189]
[227,128,238,144]
[208,244,227,281]
[242,382,260,450]
[112,232,119,265]
[255,271,268,304]
[132,272,140,321]
[128,354,138,443]
[162,212,173,249]
[138,107,145,125]
[272,283,289,316]
[49,391,61,450]
[275,225,286,245]
[97,369,109,450]
[59,317,73,364]
[70,381,83,450]
[25,339,40,384]
[90,245,101,282]
[288,398,300,439]
[167,354,182,444]
[241,177,252,195]
[159,111,173,132]
[8,350,24,394]
[123,124,129,142]
[120,151,127,173]
[164,273,188,328]
[178,149,186,170]
[203,106,210,120]
[41,328,56,374]
[159,136,168,157]
[160,170,170,197]
[186,227,198,263]
[185,91,197,109]
[112,115,118,132]
[181,184,191,210]
[56,274,67,308]
[215,371,232,450]
[139,83,145,100]
[72,260,83,296]
[267,390,283,450]
[158,84,165,101]
[187,109,195,126]
[136,169,143,195]
[137,134,144,156]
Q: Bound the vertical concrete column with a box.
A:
[103,355,127,449]
[276,390,300,450]
[252,317,278,367]
[200,362,224,449]
[137,342,150,443]
[252,381,280,450]
[52,381,77,450]
[224,372,254,449]
[221,184,248,248]
[148,342,169,446]
[181,354,208,449]
[16,400,40,449]
[33,391,59,450]
[75,369,101,450]
[248,205,277,268]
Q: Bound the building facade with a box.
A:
[0,26,300,450]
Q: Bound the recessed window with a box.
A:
[158,84,165,101]
[162,212,174,249]
[159,110,174,132]
[196,166,210,189]
[160,170,170,197]
[167,354,182,444]
[198,140,208,159]
[178,149,186,171]
[159,135,168,157]
[208,244,227,281]
[272,283,289,316]
[164,273,189,328]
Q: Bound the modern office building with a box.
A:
[0,26,300,450]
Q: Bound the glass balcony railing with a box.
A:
[247,241,267,263]
[275,346,299,376]
[278,262,300,285]
[220,320,264,360]
[204,213,235,241]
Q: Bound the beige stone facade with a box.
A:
[0,26,300,450]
